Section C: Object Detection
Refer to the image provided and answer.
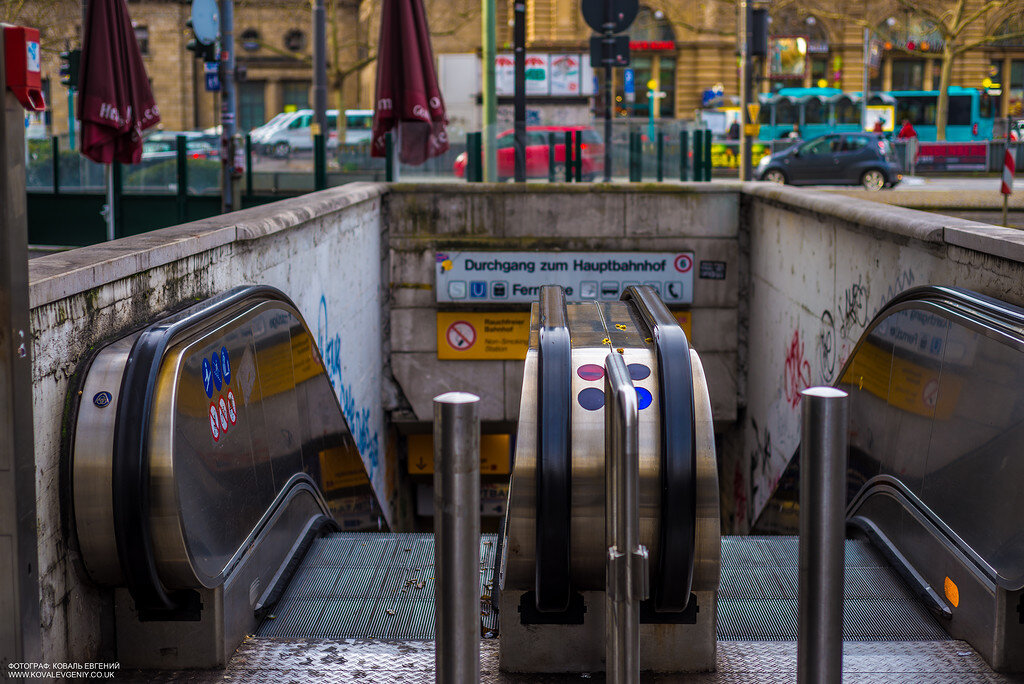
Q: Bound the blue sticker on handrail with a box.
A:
[636,387,653,410]
[211,353,223,391]
[202,358,214,398]
[93,391,112,408]
[221,346,231,385]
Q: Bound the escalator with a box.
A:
[68,283,1024,677]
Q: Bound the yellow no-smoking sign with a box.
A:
[437,312,531,360]
[445,320,477,351]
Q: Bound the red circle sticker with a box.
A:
[674,254,693,273]
[218,396,229,432]
[226,390,237,425]
[209,403,220,442]
[922,378,939,409]
[446,321,476,350]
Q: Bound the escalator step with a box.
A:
[257,533,498,639]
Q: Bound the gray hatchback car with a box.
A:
[756,132,903,190]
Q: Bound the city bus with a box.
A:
[754,87,995,142]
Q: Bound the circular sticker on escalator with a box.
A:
[202,358,214,398]
[221,347,231,385]
[209,403,220,442]
[217,396,229,432]
[226,389,237,425]
[211,352,223,391]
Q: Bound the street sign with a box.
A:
[746,103,760,123]
[190,0,219,45]
[623,68,634,94]
[203,61,220,92]
[589,34,630,68]
[581,0,638,33]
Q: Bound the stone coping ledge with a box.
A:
[27,182,386,309]
[740,182,1018,252]
[387,181,746,195]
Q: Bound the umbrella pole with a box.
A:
[105,164,115,241]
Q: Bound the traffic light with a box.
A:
[59,48,80,89]
[185,20,217,61]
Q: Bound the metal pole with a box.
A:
[513,0,526,182]
[176,134,188,223]
[680,129,689,181]
[433,392,481,684]
[798,386,849,684]
[1,42,42,669]
[738,0,751,181]
[313,0,327,188]
[861,28,870,132]
[604,353,648,684]
[602,0,613,182]
[482,0,497,181]
[51,135,60,194]
[105,164,115,241]
[219,0,237,213]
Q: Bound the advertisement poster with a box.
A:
[550,54,581,95]
[580,54,595,95]
[769,36,807,79]
[495,54,515,96]
[525,54,550,95]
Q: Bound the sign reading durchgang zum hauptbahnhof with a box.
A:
[435,251,695,304]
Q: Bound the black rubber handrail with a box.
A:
[622,285,696,612]
[535,285,573,612]
[112,285,291,612]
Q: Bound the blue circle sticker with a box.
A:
[211,353,223,391]
[221,347,231,385]
[202,358,214,398]
[93,391,112,408]
[578,387,605,411]
[628,363,651,381]
[635,387,653,410]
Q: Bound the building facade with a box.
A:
[6,0,1024,139]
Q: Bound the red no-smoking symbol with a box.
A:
[218,396,229,432]
[209,403,220,442]
[922,378,940,409]
[226,390,238,425]
[446,321,476,350]
[674,254,693,273]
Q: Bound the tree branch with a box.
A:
[955,27,1024,53]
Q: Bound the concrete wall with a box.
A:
[384,184,743,427]
[26,183,393,663]
[738,183,1024,531]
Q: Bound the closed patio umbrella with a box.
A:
[79,0,160,165]
[370,0,449,165]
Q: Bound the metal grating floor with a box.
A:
[257,532,498,639]
[718,536,948,641]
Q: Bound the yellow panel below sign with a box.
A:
[408,433,511,475]
[674,311,693,341]
[437,312,531,360]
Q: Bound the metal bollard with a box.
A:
[574,131,583,183]
[604,353,649,684]
[680,130,690,181]
[433,392,481,684]
[656,132,665,182]
[693,129,704,182]
[798,386,849,684]
[703,129,713,181]
[548,132,556,183]
[565,131,574,182]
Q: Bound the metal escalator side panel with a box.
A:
[501,345,539,593]
[622,286,696,613]
[148,299,378,590]
[72,332,139,587]
[535,285,572,611]
[689,349,721,595]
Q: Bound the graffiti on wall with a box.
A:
[783,329,813,409]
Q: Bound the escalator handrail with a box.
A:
[112,285,292,612]
[621,285,696,612]
[875,286,1024,338]
[534,285,573,612]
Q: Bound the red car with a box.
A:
[454,126,604,180]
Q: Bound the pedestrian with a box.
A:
[787,124,801,140]
[727,121,740,140]
[897,119,917,139]
[872,118,884,133]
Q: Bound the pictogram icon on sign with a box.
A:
[226,390,237,425]
[922,378,940,409]
[202,358,214,398]
[446,321,477,351]
[209,403,220,442]
[674,254,693,273]
[218,396,229,431]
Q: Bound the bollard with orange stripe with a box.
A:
[1002,144,1015,227]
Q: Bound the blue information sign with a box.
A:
[623,68,635,95]
[204,62,220,92]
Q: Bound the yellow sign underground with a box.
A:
[437,312,531,360]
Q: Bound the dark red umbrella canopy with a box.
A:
[371,0,449,165]
[78,0,160,164]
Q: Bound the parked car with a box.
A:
[254,109,375,158]
[140,131,217,163]
[755,132,902,190]
[453,126,604,180]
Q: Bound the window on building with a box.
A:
[282,80,310,111]
[1011,60,1024,117]
[284,29,306,52]
[810,55,829,85]
[238,81,266,131]
[134,25,149,55]
[241,29,261,52]
[892,59,926,90]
